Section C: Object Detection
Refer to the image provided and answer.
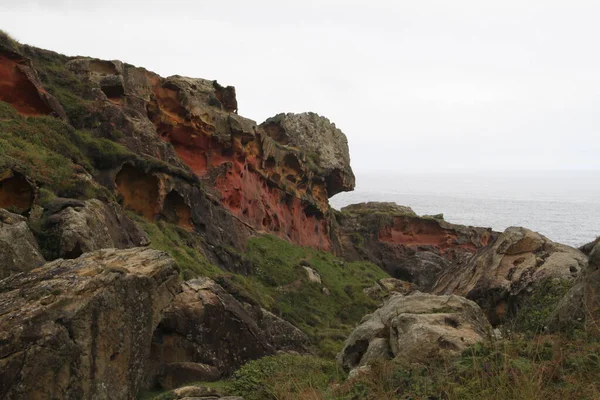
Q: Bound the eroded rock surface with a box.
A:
[549,241,600,331]
[0,208,45,278]
[65,58,354,250]
[434,227,588,325]
[0,43,66,118]
[0,248,180,400]
[261,112,355,196]
[145,278,308,389]
[336,202,494,289]
[41,198,149,259]
[337,292,491,373]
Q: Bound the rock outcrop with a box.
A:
[0,38,67,119]
[40,198,149,259]
[549,240,600,331]
[260,112,355,196]
[0,208,45,278]
[0,248,180,400]
[434,227,588,325]
[337,292,491,373]
[63,58,355,251]
[336,202,494,290]
[145,278,308,390]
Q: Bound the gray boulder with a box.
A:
[0,208,44,278]
[337,291,492,374]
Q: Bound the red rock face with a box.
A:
[378,216,492,256]
[147,81,332,249]
[0,55,53,116]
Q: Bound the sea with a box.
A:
[330,171,600,248]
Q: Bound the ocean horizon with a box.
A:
[330,170,600,247]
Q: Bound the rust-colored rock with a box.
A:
[0,44,66,119]
[64,58,354,250]
[336,202,494,290]
[0,248,181,400]
[115,164,161,220]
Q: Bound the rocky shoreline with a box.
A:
[0,31,598,399]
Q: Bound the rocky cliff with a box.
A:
[1,30,597,400]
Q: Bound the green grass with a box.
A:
[242,235,388,357]
[0,29,21,54]
[136,216,388,357]
[130,215,223,280]
[214,332,600,400]
[0,101,133,197]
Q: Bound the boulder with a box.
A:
[549,241,600,331]
[146,278,308,389]
[336,202,493,289]
[337,292,491,373]
[434,227,588,325]
[260,112,355,196]
[0,208,45,278]
[0,248,180,400]
[41,198,149,259]
[363,278,417,300]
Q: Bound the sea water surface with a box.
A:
[330,171,600,247]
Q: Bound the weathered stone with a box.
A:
[0,248,181,400]
[302,265,322,284]
[337,292,491,373]
[261,112,355,197]
[42,198,149,259]
[549,241,600,331]
[336,202,494,289]
[172,386,220,398]
[434,227,588,325]
[146,278,276,388]
[0,208,45,278]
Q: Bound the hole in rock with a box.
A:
[0,55,52,116]
[0,172,34,213]
[161,190,192,229]
[115,165,160,220]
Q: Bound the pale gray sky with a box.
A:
[2,0,600,172]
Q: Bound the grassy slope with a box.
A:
[137,218,388,358]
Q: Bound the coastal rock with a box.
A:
[0,208,45,278]
[549,241,600,331]
[0,248,180,400]
[260,112,355,196]
[434,227,588,325]
[337,292,491,373]
[65,57,349,251]
[146,278,308,389]
[336,202,494,289]
[41,198,149,259]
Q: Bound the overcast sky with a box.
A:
[2,0,600,173]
